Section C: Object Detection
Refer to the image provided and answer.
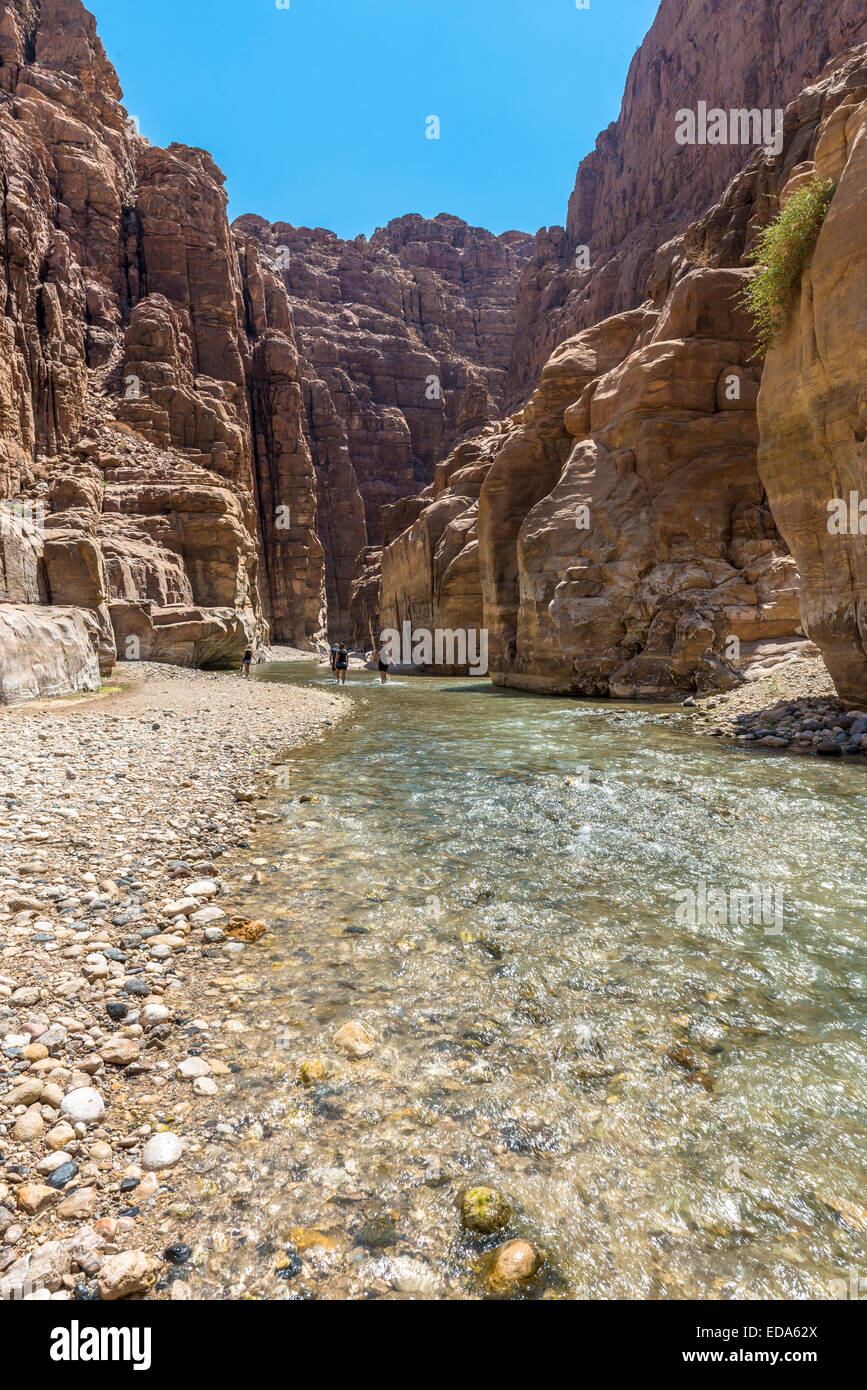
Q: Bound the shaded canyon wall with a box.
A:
[756,69,867,702]
[233,215,533,637]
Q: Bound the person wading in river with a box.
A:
[329,642,340,681]
[335,644,349,684]
[376,642,395,684]
[241,644,254,678]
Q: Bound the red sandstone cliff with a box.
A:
[508,0,867,404]
[376,22,867,698]
[755,62,867,702]
[3,0,867,703]
[0,0,329,688]
[0,0,534,687]
[234,215,532,636]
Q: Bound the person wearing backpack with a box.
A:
[335,644,349,684]
[376,642,395,684]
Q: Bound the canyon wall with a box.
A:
[379,34,867,697]
[0,0,330,693]
[4,0,867,704]
[757,73,867,702]
[0,0,534,688]
[234,215,533,636]
[507,0,867,404]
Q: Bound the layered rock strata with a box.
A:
[378,45,867,696]
[0,0,327,701]
[4,0,867,706]
[507,0,867,403]
[234,215,533,635]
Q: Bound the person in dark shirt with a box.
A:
[241,645,254,677]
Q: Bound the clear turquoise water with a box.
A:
[191,661,867,1299]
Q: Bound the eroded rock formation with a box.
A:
[0,0,326,699]
[488,272,799,696]
[507,0,867,403]
[379,272,802,695]
[757,74,867,701]
[3,0,867,705]
[234,215,533,635]
[0,604,100,704]
[378,40,867,697]
[0,0,534,693]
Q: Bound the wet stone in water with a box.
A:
[460,1187,512,1235]
[354,1216,400,1249]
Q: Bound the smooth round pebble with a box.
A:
[141,1132,183,1171]
[60,1088,105,1127]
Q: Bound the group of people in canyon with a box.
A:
[328,642,396,684]
[239,642,396,684]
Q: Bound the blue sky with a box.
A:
[87,0,659,239]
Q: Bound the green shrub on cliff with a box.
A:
[741,176,834,354]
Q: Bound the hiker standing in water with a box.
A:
[376,641,395,684]
[241,644,254,678]
[329,641,340,681]
[335,643,349,684]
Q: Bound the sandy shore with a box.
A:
[0,660,346,1301]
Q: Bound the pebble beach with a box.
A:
[0,658,346,1300]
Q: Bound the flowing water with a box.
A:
[182,661,867,1299]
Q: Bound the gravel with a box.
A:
[0,660,345,1297]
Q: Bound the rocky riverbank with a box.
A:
[681,655,867,756]
[0,661,346,1301]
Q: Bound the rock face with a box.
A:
[380,276,801,694]
[0,0,533,682]
[348,545,384,650]
[378,425,511,669]
[508,0,867,403]
[4,0,867,704]
[757,69,867,701]
[377,32,867,698]
[235,216,533,635]
[0,604,100,704]
[482,271,801,697]
[0,0,326,699]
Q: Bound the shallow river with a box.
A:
[183,661,867,1299]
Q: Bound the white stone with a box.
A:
[190,905,225,926]
[60,1087,105,1126]
[162,898,198,918]
[177,1057,211,1079]
[141,1132,183,1171]
[140,1004,169,1026]
[36,1151,72,1175]
[187,879,219,899]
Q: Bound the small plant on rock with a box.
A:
[740,175,834,355]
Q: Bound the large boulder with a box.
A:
[109,600,254,668]
[0,604,101,704]
[0,505,46,604]
[505,269,800,697]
